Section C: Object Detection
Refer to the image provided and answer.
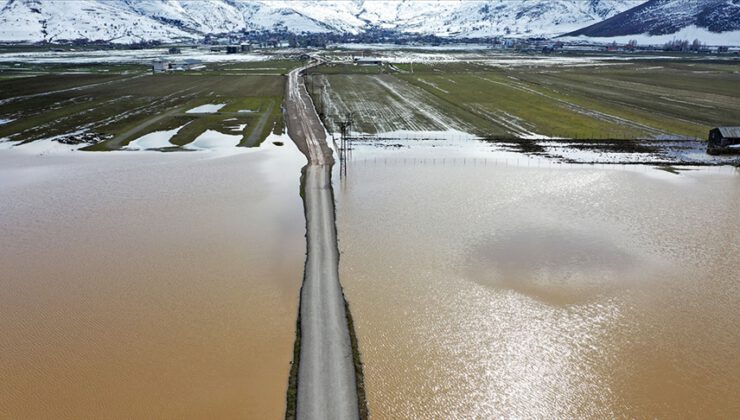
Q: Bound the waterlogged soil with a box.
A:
[336,141,739,418]
[0,144,306,419]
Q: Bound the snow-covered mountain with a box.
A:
[564,0,740,45]
[0,0,643,43]
[567,0,740,37]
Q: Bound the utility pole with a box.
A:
[334,111,354,169]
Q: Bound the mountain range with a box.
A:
[0,0,738,44]
[568,0,740,37]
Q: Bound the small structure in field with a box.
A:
[354,57,382,66]
[168,47,181,54]
[152,58,170,73]
[152,58,203,73]
[240,43,252,52]
[226,45,239,54]
[707,126,740,154]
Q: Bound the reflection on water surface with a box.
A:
[468,227,641,304]
[336,140,739,418]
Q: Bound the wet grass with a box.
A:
[216,59,301,75]
[284,303,301,420]
[0,62,288,149]
[310,72,492,135]
[313,58,740,140]
[344,297,369,420]
[311,63,390,75]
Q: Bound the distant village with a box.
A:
[196,30,740,54]
[150,33,738,73]
[17,27,740,58]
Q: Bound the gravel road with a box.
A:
[285,64,360,420]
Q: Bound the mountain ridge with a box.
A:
[1,0,738,45]
[0,0,643,43]
[567,0,740,38]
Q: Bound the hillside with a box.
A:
[0,0,642,43]
[566,0,740,38]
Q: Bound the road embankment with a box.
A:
[284,63,365,420]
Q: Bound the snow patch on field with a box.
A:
[184,130,241,151]
[0,49,270,65]
[330,43,493,51]
[352,129,478,140]
[186,104,225,114]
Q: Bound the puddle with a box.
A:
[125,125,187,150]
[225,124,248,132]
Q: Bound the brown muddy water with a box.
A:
[0,143,306,419]
[336,141,739,418]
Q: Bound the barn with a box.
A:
[707,127,740,154]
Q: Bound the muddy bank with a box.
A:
[483,138,740,165]
[344,135,740,166]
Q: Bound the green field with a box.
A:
[2,53,738,147]
[309,57,740,140]
[0,60,300,150]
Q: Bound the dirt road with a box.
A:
[285,64,334,165]
[285,64,360,420]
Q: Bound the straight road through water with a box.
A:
[285,63,360,420]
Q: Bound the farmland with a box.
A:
[0,59,299,150]
[310,55,740,140]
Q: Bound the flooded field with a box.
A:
[0,142,306,419]
[336,141,739,418]
[2,47,739,419]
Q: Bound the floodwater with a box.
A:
[125,124,185,150]
[0,141,306,419]
[186,129,242,150]
[336,141,740,418]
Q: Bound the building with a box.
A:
[152,58,203,73]
[240,43,252,52]
[226,45,239,54]
[152,58,170,73]
[168,47,181,54]
[353,57,382,66]
[707,126,740,154]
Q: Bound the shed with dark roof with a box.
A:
[707,127,740,154]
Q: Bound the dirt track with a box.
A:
[285,64,334,165]
[285,64,360,420]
